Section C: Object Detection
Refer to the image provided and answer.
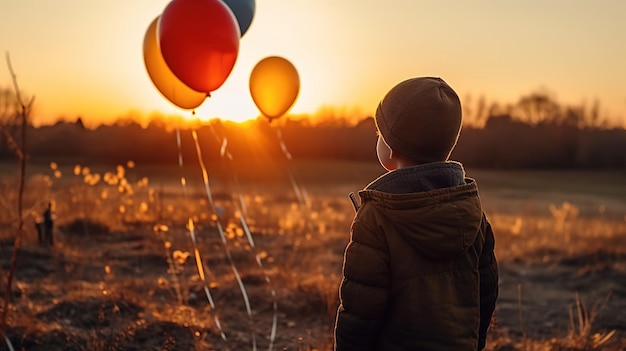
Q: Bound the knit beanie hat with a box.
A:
[375,77,462,163]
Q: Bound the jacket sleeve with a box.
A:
[335,215,390,351]
[478,214,498,350]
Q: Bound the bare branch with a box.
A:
[0,129,23,160]
[6,53,23,109]
[0,52,31,343]
[5,52,35,117]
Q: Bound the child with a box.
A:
[334,77,498,351]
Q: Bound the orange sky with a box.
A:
[1,1,625,127]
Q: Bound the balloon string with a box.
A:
[175,128,189,206]
[275,128,310,207]
[4,335,15,351]
[190,129,257,351]
[274,127,315,242]
[175,127,226,341]
[208,123,279,351]
[273,126,319,305]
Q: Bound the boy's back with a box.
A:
[334,77,498,351]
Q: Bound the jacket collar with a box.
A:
[365,161,466,194]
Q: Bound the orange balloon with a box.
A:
[249,56,300,120]
[143,16,206,110]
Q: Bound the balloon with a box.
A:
[249,56,300,120]
[143,16,206,110]
[159,0,240,94]
[222,0,256,37]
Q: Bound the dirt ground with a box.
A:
[1,164,626,350]
[495,256,626,340]
[1,219,344,351]
[3,225,626,350]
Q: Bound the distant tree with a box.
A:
[581,99,608,129]
[0,84,36,160]
[113,116,142,128]
[75,117,85,129]
[0,86,19,157]
[462,94,489,128]
[0,87,14,118]
[313,105,365,126]
[514,91,561,125]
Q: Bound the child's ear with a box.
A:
[381,152,399,171]
[376,135,398,171]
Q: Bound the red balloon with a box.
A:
[159,0,240,94]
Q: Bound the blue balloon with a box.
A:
[222,0,255,37]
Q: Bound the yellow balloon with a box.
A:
[249,56,300,120]
[143,16,206,110]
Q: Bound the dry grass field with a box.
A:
[1,158,625,350]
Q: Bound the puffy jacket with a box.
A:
[335,162,498,351]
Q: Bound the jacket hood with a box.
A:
[358,162,483,259]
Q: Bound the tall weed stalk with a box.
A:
[0,53,35,342]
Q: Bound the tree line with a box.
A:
[1,91,625,169]
[0,114,624,170]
